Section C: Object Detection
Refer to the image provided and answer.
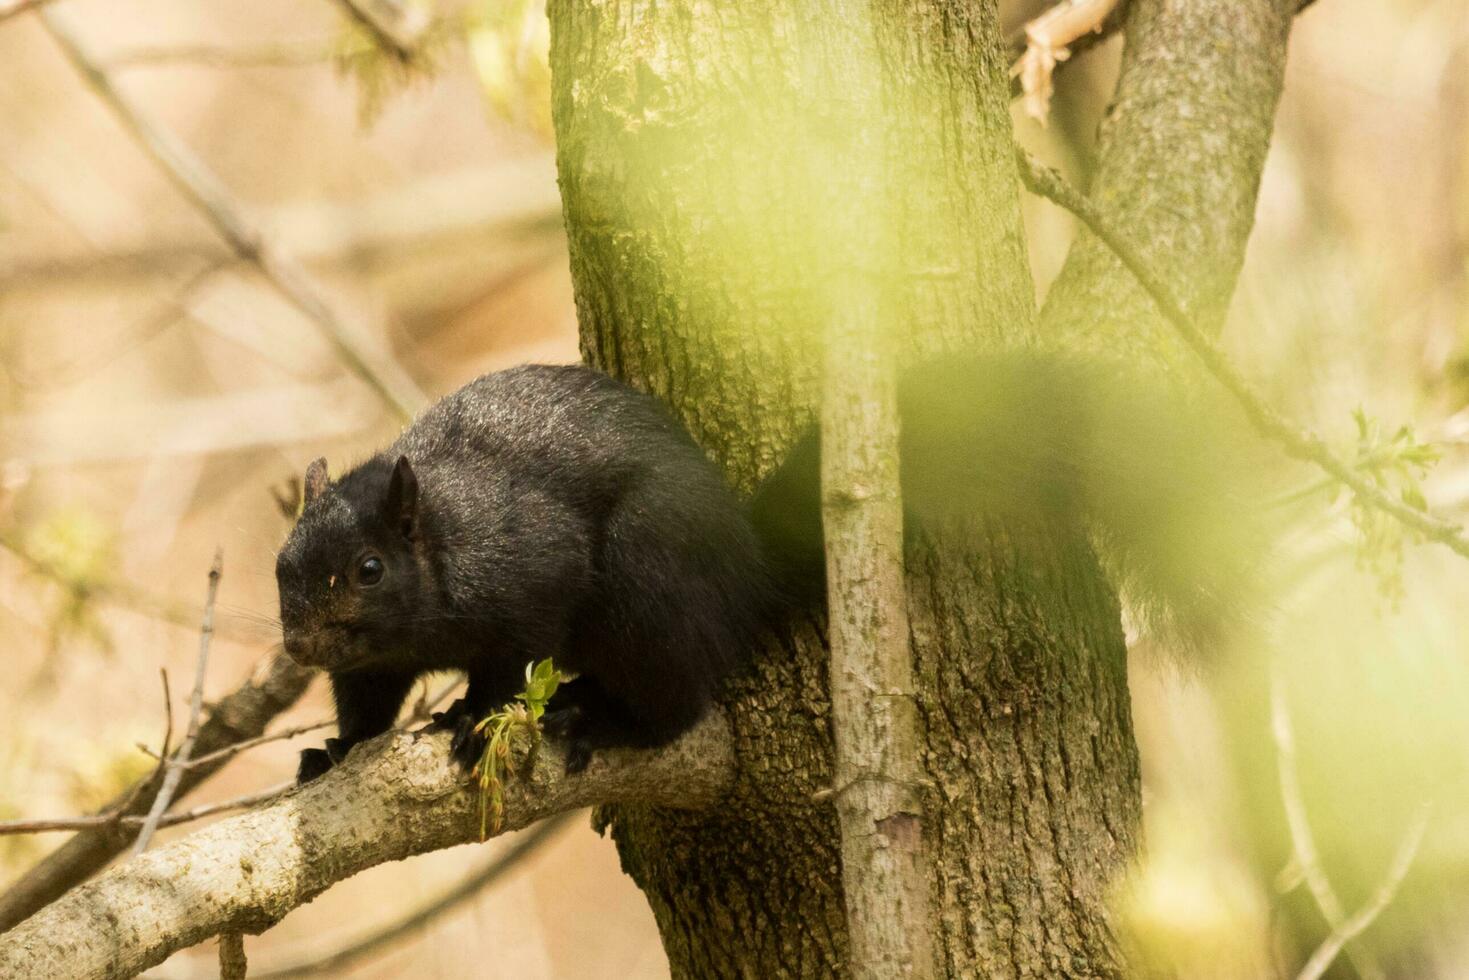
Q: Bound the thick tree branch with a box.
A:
[251,812,574,979]
[0,652,312,933]
[1018,151,1469,562]
[1005,0,1319,91]
[0,715,734,979]
[1039,0,1299,354]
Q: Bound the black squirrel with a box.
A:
[278,355,1264,782]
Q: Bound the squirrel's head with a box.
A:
[275,454,429,671]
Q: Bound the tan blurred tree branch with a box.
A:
[333,0,428,62]
[1005,0,1323,99]
[39,8,427,422]
[0,0,51,23]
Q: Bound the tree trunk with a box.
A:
[547,1,1140,975]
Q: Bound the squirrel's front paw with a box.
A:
[541,706,594,774]
[563,738,594,775]
[448,713,486,771]
[297,747,334,784]
[540,705,580,739]
[428,698,469,732]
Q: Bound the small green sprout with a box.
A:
[471,658,564,840]
[1344,408,1440,601]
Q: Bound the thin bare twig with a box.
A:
[132,549,223,855]
[141,719,334,771]
[1016,149,1469,562]
[0,782,292,836]
[0,652,313,931]
[3,680,457,840]
[39,9,426,422]
[139,675,456,772]
[107,39,335,70]
[251,813,575,979]
[1270,668,1384,980]
[1296,804,1430,980]
[126,669,177,812]
[153,783,295,828]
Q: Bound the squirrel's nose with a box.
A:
[282,632,317,666]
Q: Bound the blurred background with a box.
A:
[0,0,1465,976]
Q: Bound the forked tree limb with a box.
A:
[0,652,313,933]
[1017,150,1469,562]
[1005,0,1321,101]
[0,715,734,979]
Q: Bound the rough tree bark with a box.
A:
[1041,0,1299,352]
[0,0,1301,973]
[549,1,1140,975]
[0,717,734,978]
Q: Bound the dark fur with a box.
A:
[279,365,772,780]
[281,355,1266,782]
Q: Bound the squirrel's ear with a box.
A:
[386,455,418,539]
[303,457,330,505]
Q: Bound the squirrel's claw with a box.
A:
[563,739,594,775]
[428,697,469,732]
[448,713,485,771]
[297,747,334,784]
[540,705,580,738]
[541,706,595,774]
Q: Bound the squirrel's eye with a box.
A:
[357,555,384,587]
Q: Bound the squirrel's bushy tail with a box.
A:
[751,349,1277,658]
